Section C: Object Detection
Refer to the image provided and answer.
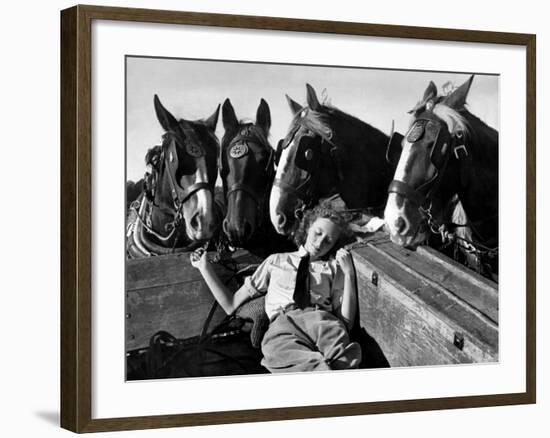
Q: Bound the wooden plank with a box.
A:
[354,244,498,351]
[367,243,499,327]
[374,240,498,322]
[352,244,498,367]
[126,250,260,290]
[126,250,262,350]
[126,282,227,350]
[416,245,498,291]
[357,284,470,366]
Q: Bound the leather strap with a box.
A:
[273,176,315,206]
[226,182,261,206]
[387,180,426,207]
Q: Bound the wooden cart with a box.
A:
[352,232,498,367]
[126,233,498,368]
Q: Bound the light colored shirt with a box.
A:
[238,246,345,320]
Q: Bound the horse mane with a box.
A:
[432,103,471,135]
[294,108,332,136]
[301,104,388,145]
[144,145,163,168]
[297,103,392,208]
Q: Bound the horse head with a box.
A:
[147,95,220,244]
[384,75,476,248]
[269,84,343,235]
[220,98,274,246]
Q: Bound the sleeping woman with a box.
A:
[190,205,361,373]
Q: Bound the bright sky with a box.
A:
[126,56,498,182]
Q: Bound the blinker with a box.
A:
[406,120,428,143]
[185,142,204,158]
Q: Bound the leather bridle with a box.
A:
[273,108,344,209]
[144,132,213,239]
[221,125,275,224]
[387,118,468,212]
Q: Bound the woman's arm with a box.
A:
[335,248,357,331]
[190,249,251,315]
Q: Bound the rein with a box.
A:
[422,203,498,276]
[127,194,205,258]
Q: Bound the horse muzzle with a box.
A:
[269,185,302,235]
[384,193,428,248]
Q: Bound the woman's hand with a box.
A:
[336,248,355,276]
[190,247,209,271]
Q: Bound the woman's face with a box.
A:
[304,217,342,260]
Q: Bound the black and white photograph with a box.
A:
[125,56,499,380]
[3,0,546,435]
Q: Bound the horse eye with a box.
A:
[304,149,313,161]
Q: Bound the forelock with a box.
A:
[432,103,470,135]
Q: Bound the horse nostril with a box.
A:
[276,213,287,228]
[190,212,200,231]
[395,217,406,234]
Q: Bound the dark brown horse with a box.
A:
[127,95,221,258]
[269,84,394,236]
[220,98,294,255]
[384,75,498,269]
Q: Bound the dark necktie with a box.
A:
[293,254,311,309]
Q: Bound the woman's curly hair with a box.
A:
[292,202,354,255]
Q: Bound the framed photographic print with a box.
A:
[60,4,536,433]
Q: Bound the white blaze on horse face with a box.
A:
[269,143,293,233]
[384,140,414,241]
[185,156,214,240]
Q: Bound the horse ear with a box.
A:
[222,98,239,132]
[306,83,321,111]
[204,104,220,132]
[443,75,474,109]
[409,81,438,114]
[423,81,438,101]
[154,94,179,132]
[286,94,303,115]
[256,98,271,134]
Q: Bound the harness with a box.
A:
[127,194,206,258]
[159,134,212,228]
[273,108,344,209]
[386,118,498,271]
[387,118,466,212]
[128,131,214,255]
[221,125,275,226]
